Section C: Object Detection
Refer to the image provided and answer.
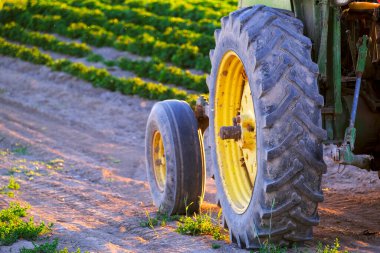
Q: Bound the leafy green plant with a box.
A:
[49,0,217,34]
[0,202,53,246]
[70,0,233,23]
[1,1,214,71]
[316,239,349,253]
[0,176,20,197]
[7,176,20,190]
[20,238,89,253]
[12,143,28,155]
[20,239,59,253]
[0,22,91,57]
[86,53,104,63]
[140,210,180,229]
[176,209,226,240]
[0,37,198,105]
[46,159,65,170]
[253,242,287,253]
[117,57,207,93]
[211,243,221,249]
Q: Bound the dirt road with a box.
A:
[0,56,379,252]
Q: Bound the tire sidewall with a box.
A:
[209,28,265,232]
[145,102,178,214]
[145,100,205,215]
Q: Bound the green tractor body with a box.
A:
[240,0,380,171]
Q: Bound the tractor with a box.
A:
[145,0,380,248]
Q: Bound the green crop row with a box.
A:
[64,0,231,22]
[0,37,199,104]
[0,37,53,65]
[104,19,214,56]
[108,0,234,22]
[117,58,208,93]
[98,0,235,10]
[0,22,91,57]
[46,0,219,34]
[3,11,211,71]
[0,21,207,92]
[29,1,215,56]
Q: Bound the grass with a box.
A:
[211,243,221,249]
[46,159,65,170]
[0,0,27,9]
[6,157,65,180]
[0,202,53,246]
[247,238,349,253]
[254,242,287,253]
[86,53,104,63]
[140,210,180,229]
[316,239,348,253]
[12,143,28,155]
[176,209,226,240]
[20,238,89,253]
[7,176,20,190]
[0,176,20,197]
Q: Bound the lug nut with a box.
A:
[219,126,242,140]
[247,124,255,132]
[155,159,163,166]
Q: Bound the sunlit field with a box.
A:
[0,0,236,103]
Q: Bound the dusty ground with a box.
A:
[0,55,379,252]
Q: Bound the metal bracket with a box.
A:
[326,143,373,171]
[329,35,374,170]
[195,96,209,134]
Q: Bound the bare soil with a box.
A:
[0,56,379,252]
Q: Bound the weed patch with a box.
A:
[20,238,89,253]
[253,242,287,253]
[211,243,220,249]
[176,210,226,240]
[0,148,10,156]
[317,238,348,253]
[12,143,28,155]
[46,159,65,170]
[0,202,53,246]
[140,210,180,229]
[0,176,20,197]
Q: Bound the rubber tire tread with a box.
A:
[208,5,327,248]
[145,100,205,215]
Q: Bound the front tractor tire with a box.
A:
[145,100,205,215]
[208,6,327,247]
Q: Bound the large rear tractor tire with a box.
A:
[145,100,205,215]
[208,5,327,248]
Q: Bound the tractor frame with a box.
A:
[237,0,380,174]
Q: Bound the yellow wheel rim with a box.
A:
[214,51,258,214]
[152,131,166,191]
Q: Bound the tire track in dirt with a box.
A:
[1,55,380,252]
[0,56,236,252]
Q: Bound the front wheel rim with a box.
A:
[152,131,166,191]
[214,51,258,214]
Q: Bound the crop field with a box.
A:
[1,0,380,252]
[0,0,237,104]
